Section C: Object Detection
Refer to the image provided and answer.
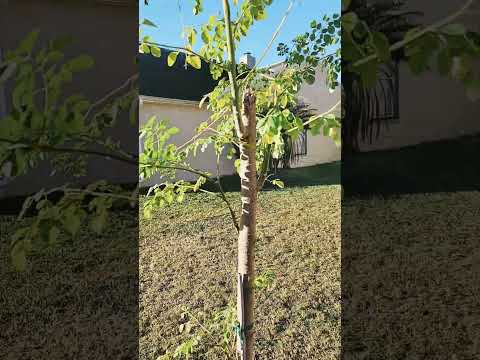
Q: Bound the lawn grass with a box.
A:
[3,177,478,359]
[0,211,138,359]
[142,183,480,359]
[203,161,340,192]
[140,185,341,360]
[342,191,480,358]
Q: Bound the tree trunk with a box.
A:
[236,89,257,360]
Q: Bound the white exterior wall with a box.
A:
[139,96,235,187]
[295,65,341,167]
[359,62,480,152]
[359,0,480,151]
[139,64,341,187]
[268,62,342,167]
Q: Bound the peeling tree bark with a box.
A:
[236,89,257,360]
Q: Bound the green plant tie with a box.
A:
[233,323,245,345]
[234,323,254,347]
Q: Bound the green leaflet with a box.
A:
[442,23,466,36]
[186,55,201,70]
[167,51,179,67]
[372,31,391,62]
[142,18,157,27]
[66,55,94,72]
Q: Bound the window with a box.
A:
[0,48,7,119]
[295,129,308,156]
[0,48,12,190]
[372,62,400,123]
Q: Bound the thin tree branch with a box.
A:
[2,139,241,220]
[222,0,245,137]
[180,307,212,335]
[0,137,216,180]
[240,0,295,87]
[252,1,295,71]
[143,41,229,72]
[143,164,212,179]
[0,138,137,164]
[85,73,138,120]
[350,0,477,69]
[177,117,222,152]
[216,153,239,232]
[287,100,341,133]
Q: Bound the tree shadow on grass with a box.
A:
[343,134,480,198]
[205,161,341,192]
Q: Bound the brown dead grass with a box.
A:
[0,210,138,360]
[3,187,478,359]
[342,191,480,359]
[140,185,341,360]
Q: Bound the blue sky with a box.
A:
[140,0,340,66]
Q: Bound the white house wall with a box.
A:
[359,62,480,152]
[268,62,342,167]
[359,0,480,151]
[140,64,342,187]
[139,96,236,187]
[295,65,341,166]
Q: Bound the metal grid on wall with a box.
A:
[372,62,400,122]
[296,129,308,156]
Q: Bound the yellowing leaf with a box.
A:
[272,179,285,189]
[262,133,274,144]
[143,207,152,220]
[167,51,179,66]
[140,43,150,54]
[234,159,241,173]
[187,55,201,69]
[151,46,161,58]
[186,27,197,46]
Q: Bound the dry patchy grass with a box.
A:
[0,211,138,359]
[342,191,480,359]
[3,186,477,359]
[140,185,341,360]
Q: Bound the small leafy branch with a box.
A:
[0,31,140,270]
[158,270,276,360]
[0,29,245,270]
[342,0,480,96]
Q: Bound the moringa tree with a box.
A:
[140,1,340,358]
[0,2,341,359]
[129,1,480,357]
